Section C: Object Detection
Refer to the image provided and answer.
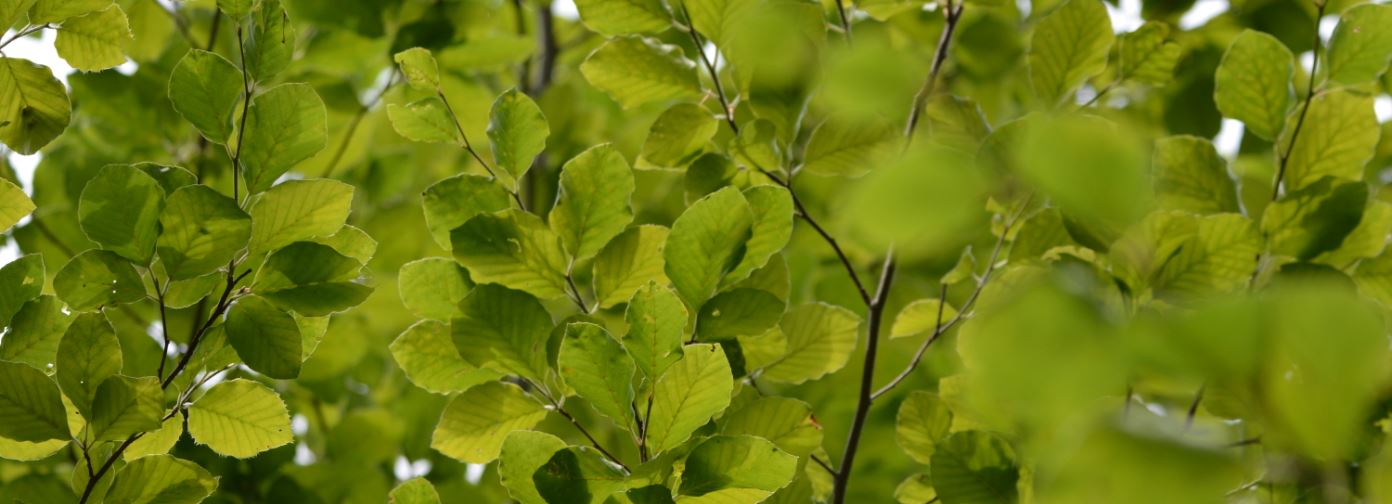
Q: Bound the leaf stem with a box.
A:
[537,387,630,471]
[436,90,527,209]
[0,24,50,52]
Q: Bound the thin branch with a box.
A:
[903,0,965,143]
[151,0,195,45]
[1270,1,1326,201]
[680,6,738,134]
[229,25,254,205]
[1184,384,1205,431]
[811,454,839,478]
[0,24,50,51]
[536,389,630,471]
[832,0,853,43]
[565,271,590,313]
[832,250,897,504]
[321,70,398,177]
[437,90,527,209]
[151,272,171,381]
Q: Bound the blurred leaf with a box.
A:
[930,431,1019,504]
[1152,135,1239,215]
[574,0,671,36]
[168,49,243,144]
[1276,90,1379,192]
[1118,21,1181,86]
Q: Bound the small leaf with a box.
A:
[593,225,670,308]
[646,343,734,454]
[53,250,145,311]
[54,5,132,72]
[239,83,329,193]
[0,360,69,442]
[801,118,897,177]
[187,379,293,458]
[488,88,550,188]
[890,298,958,339]
[248,179,354,255]
[1118,21,1181,86]
[394,48,440,91]
[390,320,496,395]
[421,174,513,250]
[1214,30,1294,141]
[388,97,461,145]
[559,322,637,428]
[1027,0,1114,106]
[500,431,569,504]
[390,478,442,504]
[398,257,472,321]
[451,209,570,300]
[225,295,303,379]
[244,0,293,81]
[55,312,122,419]
[664,187,754,308]
[104,454,217,504]
[896,391,953,464]
[431,381,547,463]
[1276,90,1379,193]
[759,303,861,384]
[167,49,243,144]
[0,178,32,232]
[574,0,672,36]
[28,0,110,24]
[0,254,43,327]
[216,0,254,17]
[253,241,371,316]
[930,431,1020,504]
[78,164,165,262]
[719,397,822,457]
[640,103,719,169]
[1152,135,1239,215]
[533,446,629,504]
[123,416,183,460]
[624,282,687,387]
[0,0,36,28]
[0,57,70,154]
[723,185,792,287]
[1262,179,1366,262]
[157,185,251,280]
[550,144,636,261]
[1325,4,1392,86]
[696,288,784,342]
[451,284,553,383]
[581,36,702,109]
[0,295,71,371]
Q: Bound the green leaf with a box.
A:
[729,118,782,174]
[54,5,132,71]
[759,303,861,384]
[801,118,897,177]
[559,322,637,428]
[398,257,472,321]
[248,179,354,255]
[895,474,936,504]
[216,0,253,17]
[391,320,496,395]
[533,446,629,504]
[253,241,371,316]
[244,0,293,81]
[896,391,953,464]
[1276,90,1380,192]
[0,0,36,28]
[1152,135,1239,215]
[394,48,440,91]
[890,298,958,339]
[488,88,550,188]
[719,397,822,456]
[225,295,303,379]
[0,57,70,154]
[593,225,670,309]
[0,174,32,232]
[500,430,569,504]
[311,224,376,263]
[0,253,43,327]
[639,103,719,169]
[158,185,251,279]
[581,36,702,109]
[664,186,754,308]
[187,379,293,458]
[1027,0,1114,106]
[431,381,547,463]
[624,282,687,388]
[0,295,72,371]
[843,144,988,258]
[0,360,69,442]
[451,284,553,383]
[550,144,636,261]
[421,174,513,250]
[574,0,671,36]
[53,250,145,311]
[451,209,570,300]
[1325,4,1392,86]
[930,431,1019,504]
[646,343,734,454]
[240,83,329,193]
[1118,21,1181,86]
[1316,200,1392,267]
[104,454,217,504]
[89,375,162,442]
[1213,30,1294,141]
[723,185,792,287]
[79,164,165,262]
[390,478,442,504]
[28,0,110,24]
[388,97,461,145]
[167,49,243,144]
[1014,114,1150,229]
[1262,179,1367,262]
[695,288,783,342]
[123,416,182,460]
[56,312,122,417]
[678,436,797,499]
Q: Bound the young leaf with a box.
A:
[450,284,553,383]
[758,303,861,384]
[123,416,183,460]
[1262,179,1365,262]
[573,0,672,36]
[248,179,354,255]
[391,320,496,395]
[0,253,43,327]
[1118,21,1181,86]
[78,164,165,262]
[549,144,636,262]
[0,178,32,232]
[0,295,72,370]
[53,5,132,72]
[1027,0,1114,106]
[1152,135,1239,215]
[723,185,792,287]
[56,312,122,417]
[0,57,71,155]
[394,48,441,91]
[244,0,294,81]
[253,241,371,316]
[390,477,442,504]
[0,0,36,28]
[663,186,754,308]
[559,322,637,428]
[896,391,953,464]
[1325,4,1392,86]
[88,375,162,442]
[678,436,798,499]
[431,381,547,463]
[0,360,70,442]
[398,257,472,321]
[719,397,823,457]
[388,97,461,144]
[646,343,734,454]
[639,103,719,169]
[216,0,254,17]
[1276,90,1379,193]
[187,379,293,458]
[53,250,145,311]
[225,295,303,379]
[889,299,958,340]
[624,282,687,387]
[158,185,252,280]
[801,118,898,178]
[239,83,329,193]
[580,36,702,109]
[487,89,550,188]
[499,430,569,504]
[28,0,110,24]
[421,174,513,249]
[593,225,670,309]
[450,209,570,300]
[1213,30,1294,141]
[103,454,218,503]
[167,49,244,144]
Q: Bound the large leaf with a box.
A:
[0,360,69,442]
[559,322,637,428]
[0,178,32,232]
[719,397,822,457]
[54,5,132,71]
[550,144,636,262]
[759,303,861,384]
[431,381,547,463]
[500,431,569,504]
[723,185,792,287]
[451,209,570,300]
[896,391,953,464]
[593,225,670,308]
[0,57,70,154]
[104,454,218,504]
[639,103,719,169]
[624,282,687,387]
[56,312,122,417]
[78,164,165,262]
[663,187,754,308]
[580,36,702,109]
[574,0,671,36]
[225,295,303,379]
[53,250,145,311]
[1213,30,1293,141]
[252,241,371,316]
[487,89,549,188]
[1027,0,1114,106]
[397,257,472,321]
[0,295,72,371]
[158,185,251,279]
[451,284,554,383]
[239,83,329,193]
[391,320,496,395]
[88,375,162,442]
[646,343,734,454]
[1262,179,1366,262]
[421,174,513,250]
[29,0,110,24]
[167,49,243,144]
[533,446,629,504]
[1276,90,1379,192]
[1325,4,1392,86]
[930,431,1020,504]
[0,254,43,327]
[187,379,293,458]
[695,288,784,342]
[248,179,354,255]
[677,436,797,498]
[1152,135,1239,215]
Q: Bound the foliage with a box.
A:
[1,0,1392,503]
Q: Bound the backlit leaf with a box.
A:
[431,381,547,463]
[187,379,293,458]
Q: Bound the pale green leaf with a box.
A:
[664,186,754,308]
[0,360,69,442]
[187,379,293,458]
[0,57,70,154]
[451,209,570,300]
[395,48,440,91]
[896,391,953,464]
[930,431,1019,504]
[559,322,637,428]
[1276,90,1379,192]
[646,343,734,454]
[398,257,472,321]
[421,174,513,250]
[0,295,71,370]
[1262,179,1365,262]
[310,224,375,263]
[677,436,797,498]
[581,36,702,109]
[759,303,861,384]
[216,0,253,17]
[624,282,687,387]
[225,295,302,379]
[157,185,251,279]
[79,164,165,262]
[1214,30,1294,140]
[843,144,989,258]
[248,179,354,255]
[550,144,636,261]
[0,177,32,231]
[487,88,550,188]
[104,454,217,504]
[719,397,822,457]
[431,381,547,463]
[801,118,897,177]
[1326,4,1392,86]
[240,83,329,193]
[1118,21,1181,86]
[253,241,370,316]
[54,5,132,71]
[53,250,145,311]
[391,320,496,395]
[1028,0,1114,106]
[244,0,292,81]
[89,376,162,441]
[0,0,36,28]
[390,478,442,504]
[1152,135,1239,215]
[500,430,569,504]
[451,284,553,383]
[640,103,719,169]
[167,49,243,144]
[895,474,936,504]
[0,253,42,327]
[1316,200,1392,267]
[593,225,670,309]
[890,298,958,339]
[574,0,671,36]
[723,185,791,287]
[28,0,110,24]
[123,416,183,461]
[56,312,121,416]
[534,446,629,504]
[388,97,462,145]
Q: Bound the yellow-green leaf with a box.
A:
[187,379,293,458]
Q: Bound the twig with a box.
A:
[832,250,896,504]
[437,91,526,209]
[535,388,630,471]
[1184,384,1205,431]
[903,0,964,143]
[229,25,254,204]
[1270,1,1326,201]
[680,5,738,134]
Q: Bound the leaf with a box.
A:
[759,303,861,384]
[89,376,162,442]
[574,0,672,36]
[1152,135,1239,215]
[533,446,629,504]
[581,36,702,109]
[78,164,165,262]
[167,49,243,144]
[421,174,513,250]
[593,225,670,308]
[253,241,371,316]
[488,88,550,188]
[843,144,989,258]
[801,118,898,177]
[157,185,251,280]
[394,48,440,91]
[244,0,293,81]
[646,343,734,454]
[640,103,719,169]
[0,178,32,232]
[398,257,472,321]
[664,187,754,308]
[216,0,253,17]
[0,0,36,28]
[1316,200,1392,267]
[54,5,132,71]
[431,381,547,463]
[719,397,822,456]
[28,0,110,24]
[1262,179,1366,262]
[1276,90,1380,192]
[890,298,958,339]
[390,478,442,504]
[729,118,782,174]
[104,454,218,504]
[451,209,570,300]
[1213,30,1294,141]
[1027,0,1114,106]
[723,185,792,287]
[0,295,72,371]
[311,224,376,263]
[559,322,637,428]
[695,288,784,342]
[500,431,569,504]
[123,416,183,460]
[1118,21,1181,86]
[624,282,687,388]
[930,431,1020,504]
[550,144,636,261]
[451,284,554,382]
[388,97,462,144]
[678,436,797,498]
[0,360,69,442]
[225,295,303,379]
[248,179,354,255]
[0,253,43,327]
[895,474,937,504]
[240,83,329,193]
[1325,4,1392,86]
[53,250,145,311]
[0,57,70,154]
[391,320,495,395]
[896,391,953,464]
[56,312,122,416]
[187,379,293,458]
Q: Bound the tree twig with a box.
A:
[832,250,896,504]
[1270,1,1326,202]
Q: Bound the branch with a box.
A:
[680,7,738,134]
[229,25,254,204]
[903,0,965,143]
[1270,1,1326,201]
[832,250,896,504]
[437,90,527,209]
[535,387,630,472]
